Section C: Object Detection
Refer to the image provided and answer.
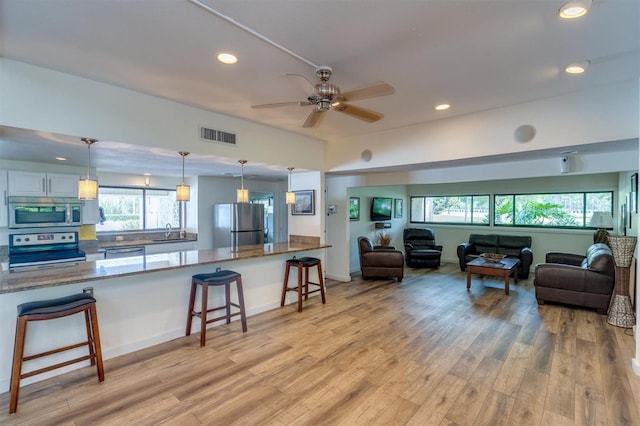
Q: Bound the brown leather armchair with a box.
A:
[534,243,614,314]
[357,236,404,282]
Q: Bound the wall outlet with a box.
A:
[83,287,94,297]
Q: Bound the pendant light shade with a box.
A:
[176,151,190,202]
[286,167,295,204]
[79,138,98,200]
[237,160,249,203]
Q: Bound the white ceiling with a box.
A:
[0,0,638,178]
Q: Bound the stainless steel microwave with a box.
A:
[8,196,82,228]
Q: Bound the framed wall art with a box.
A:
[349,197,360,221]
[394,199,403,218]
[292,190,315,215]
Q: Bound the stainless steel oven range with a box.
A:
[9,231,86,270]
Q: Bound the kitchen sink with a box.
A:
[151,238,185,242]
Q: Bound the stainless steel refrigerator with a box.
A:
[213,203,264,250]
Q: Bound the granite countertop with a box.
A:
[0,242,330,294]
[97,237,198,250]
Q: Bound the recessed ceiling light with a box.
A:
[565,61,589,74]
[435,104,450,111]
[217,52,238,64]
[559,1,589,19]
[143,173,151,176]
[55,157,67,161]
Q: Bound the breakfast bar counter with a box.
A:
[0,242,329,293]
[0,240,329,393]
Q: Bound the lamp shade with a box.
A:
[176,184,190,201]
[286,191,296,204]
[78,178,98,200]
[237,188,249,203]
[589,212,614,228]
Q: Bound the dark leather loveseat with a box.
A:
[403,228,443,268]
[358,236,404,281]
[457,234,533,279]
[534,243,614,314]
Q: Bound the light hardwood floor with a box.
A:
[1,263,638,425]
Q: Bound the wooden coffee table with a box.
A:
[466,257,519,295]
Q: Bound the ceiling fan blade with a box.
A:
[251,101,312,109]
[303,109,325,128]
[334,104,383,123]
[340,82,395,102]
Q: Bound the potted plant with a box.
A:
[376,231,392,247]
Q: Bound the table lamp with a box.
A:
[589,212,614,244]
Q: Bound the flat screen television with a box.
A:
[371,197,393,221]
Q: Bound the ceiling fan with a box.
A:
[251,66,394,128]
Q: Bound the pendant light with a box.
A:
[286,167,296,204]
[176,151,190,202]
[237,160,249,203]
[78,137,98,200]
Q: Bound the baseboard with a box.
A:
[326,272,352,282]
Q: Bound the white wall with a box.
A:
[325,175,364,282]
[325,80,639,173]
[288,171,324,241]
[0,58,325,173]
[347,186,408,273]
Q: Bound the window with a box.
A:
[494,191,613,228]
[98,187,181,231]
[410,195,490,224]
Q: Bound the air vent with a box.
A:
[200,126,237,145]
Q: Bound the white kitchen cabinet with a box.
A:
[0,170,8,227]
[8,171,79,197]
[81,199,100,225]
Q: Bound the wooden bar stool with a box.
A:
[186,268,247,347]
[281,257,326,312]
[9,292,105,414]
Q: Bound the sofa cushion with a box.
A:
[469,234,498,254]
[469,234,499,250]
[585,243,614,276]
[497,236,532,257]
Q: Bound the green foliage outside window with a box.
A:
[411,191,613,229]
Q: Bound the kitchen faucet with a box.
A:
[165,223,172,239]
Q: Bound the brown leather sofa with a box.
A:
[457,234,533,279]
[534,243,615,314]
[358,236,404,282]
